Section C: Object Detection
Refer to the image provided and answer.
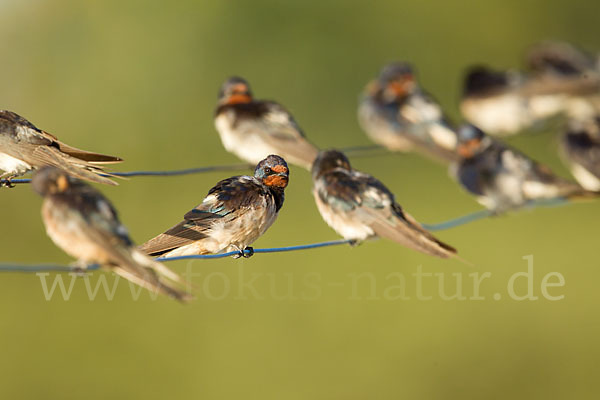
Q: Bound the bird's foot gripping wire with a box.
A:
[68,261,93,276]
[232,246,254,259]
[348,239,361,247]
[0,178,15,188]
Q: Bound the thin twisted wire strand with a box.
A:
[0,198,575,273]
[0,239,353,273]
[0,144,389,186]
[421,197,569,231]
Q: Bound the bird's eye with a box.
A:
[264,167,272,175]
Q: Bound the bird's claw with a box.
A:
[231,246,254,259]
[242,247,254,258]
[348,239,360,247]
[0,178,15,188]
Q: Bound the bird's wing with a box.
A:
[0,110,54,145]
[30,145,119,185]
[237,101,319,168]
[361,206,456,258]
[318,169,456,258]
[351,173,456,258]
[46,134,123,164]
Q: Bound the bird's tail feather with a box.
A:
[54,140,123,164]
[131,249,196,290]
[35,146,121,186]
[112,266,193,303]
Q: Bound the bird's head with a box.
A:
[255,155,289,189]
[456,124,489,158]
[32,167,76,196]
[463,65,510,97]
[311,150,352,180]
[218,76,253,106]
[376,62,417,102]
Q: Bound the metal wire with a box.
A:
[0,147,392,187]
[0,239,353,272]
[422,197,569,231]
[0,163,252,186]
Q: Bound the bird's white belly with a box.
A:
[528,94,566,119]
[570,162,600,191]
[0,152,32,176]
[215,114,278,165]
[462,94,531,135]
[314,191,373,240]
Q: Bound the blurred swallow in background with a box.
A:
[214,77,319,170]
[311,150,457,258]
[358,62,459,163]
[452,124,594,212]
[560,116,600,191]
[0,110,122,186]
[460,66,568,136]
[139,155,289,258]
[32,167,192,302]
[525,40,600,118]
[526,41,600,77]
[462,42,600,136]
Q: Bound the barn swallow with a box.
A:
[139,155,289,258]
[311,150,457,258]
[214,77,319,170]
[0,110,122,186]
[526,40,599,79]
[460,65,571,136]
[560,116,600,191]
[452,124,593,212]
[32,167,192,302]
[358,62,459,163]
[525,41,600,119]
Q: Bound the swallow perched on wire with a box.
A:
[311,150,457,258]
[139,155,289,258]
[560,116,600,191]
[525,40,600,119]
[460,65,569,136]
[32,167,192,302]
[358,62,459,163]
[0,110,122,186]
[214,77,319,170]
[461,45,600,137]
[452,124,594,212]
[526,40,600,81]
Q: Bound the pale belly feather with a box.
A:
[0,152,32,176]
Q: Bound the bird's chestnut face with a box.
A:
[377,62,416,101]
[383,74,415,101]
[255,155,289,188]
[218,77,253,105]
[457,125,486,158]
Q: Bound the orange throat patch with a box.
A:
[264,175,288,188]
[224,94,252,105]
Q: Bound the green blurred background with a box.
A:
[1,0,599,398]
